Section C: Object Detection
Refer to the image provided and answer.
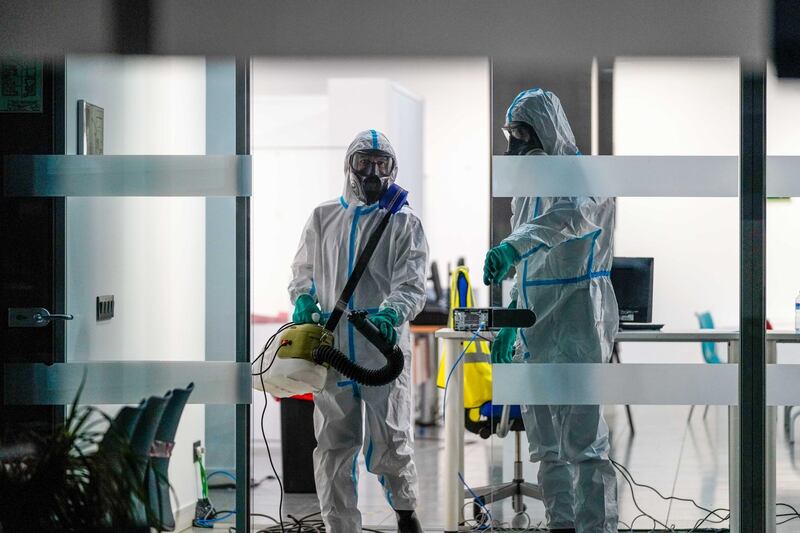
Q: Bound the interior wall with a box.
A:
[613,58,740,365]
[766,66,800,331]
[64,55,207,515]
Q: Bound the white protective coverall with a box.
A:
[503,89,619,533]
[288,130,429,533]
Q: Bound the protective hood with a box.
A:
[343,129,398,205]
[505,88,579,155]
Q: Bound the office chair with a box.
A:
[148,383,195,531]
[99,402,144,454]
[128,393,172,531]
[464,403,542,528]
[689,312,721,421]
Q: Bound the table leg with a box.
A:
[728,340,740,533]
[444,338,465,532]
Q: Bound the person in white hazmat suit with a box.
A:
[288,129,429,533]
[483,89,619,533]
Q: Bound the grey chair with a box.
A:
[147,383,195,531]
[99,401,144,454]
[128,393,172,531]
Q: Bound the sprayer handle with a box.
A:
[349,311,395,355]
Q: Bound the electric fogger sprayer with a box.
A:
[254,184,409,398]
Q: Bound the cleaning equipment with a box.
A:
[257,184,409,398]
[191,440,217,528]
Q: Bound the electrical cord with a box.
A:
[252,324,294,533]
[459,471,493,530]
[777,502,800,525]
[611,459,729,525]
[614,459,675,531]
[442,325,482,424]
[225,510,387,532]
[614,456,729,532]
[615,458,800,531]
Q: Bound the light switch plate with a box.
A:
[96,295,114,321]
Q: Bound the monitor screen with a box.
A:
[610,257,654,323]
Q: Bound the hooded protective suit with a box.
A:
[288,130,429,533]
[502,89,619,533]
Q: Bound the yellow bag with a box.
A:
[436,267,493,422]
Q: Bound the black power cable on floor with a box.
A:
[776,502,800,526]
[611,458,730,532]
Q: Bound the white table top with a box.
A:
[434,328,800,343]
[616,329,739,342]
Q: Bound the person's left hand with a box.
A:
[483,242,520,285]
[368,308,400,346]
[491,327,516,364]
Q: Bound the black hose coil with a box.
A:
[312,344,404,386]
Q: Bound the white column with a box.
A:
[443,337,465,532]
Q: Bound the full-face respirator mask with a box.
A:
[347,149,397,204]
[503,121,547,156]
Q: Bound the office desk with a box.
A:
[435,328,752,533]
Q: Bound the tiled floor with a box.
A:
[184,404,800,531]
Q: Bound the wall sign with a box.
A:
[0,59,43,113]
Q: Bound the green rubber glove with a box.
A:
[368,308,400,346]
[483,242,521,285]
[491,327,517,364]
[292,294,322,324]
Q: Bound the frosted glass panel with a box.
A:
[3,362,250,405]
[766,156,800,197]
[492,155,738,197]
[493,155,800,198]
[492,363,738,405]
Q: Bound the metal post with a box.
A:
[739,64,766,533]
[728,340,741,533]
[767,341,777,533]
[235,56,252,533]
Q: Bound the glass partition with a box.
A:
[249,56,491,532]
[766,64,800,533]
[477,57,741,532]
[1,55,253,532]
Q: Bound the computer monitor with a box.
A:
[610,257,654,323]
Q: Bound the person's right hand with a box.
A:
[491,327,516,364]
[292,294,322,324]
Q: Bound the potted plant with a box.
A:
[0,379,158,532]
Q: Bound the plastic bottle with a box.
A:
[796,292,800,333]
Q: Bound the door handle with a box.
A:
[8,308,74,328]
